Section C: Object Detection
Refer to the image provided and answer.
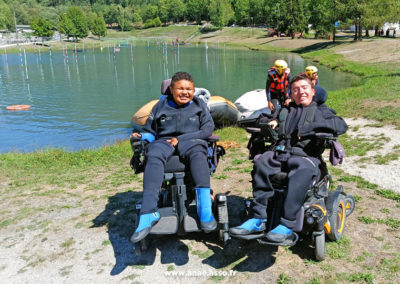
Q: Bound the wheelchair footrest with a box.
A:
[184,204,201,233]
[150,207,178,235]
[229,232,265,240]
[257,232,299,247]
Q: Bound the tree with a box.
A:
[141,4,158,22]
[57,13,75,40]
[308,0,334,38]
[57,6,88,41]
[234,0,250,25]
[276,0,307,38]
[249,0,267,25]
[209,0,234,28]
[116,5,132,31]
[0,1,15,31]
[91,14,107,40]
[103,5,119,26]
[167,0,186,23]
[30,16,54,42]
[158,0,169,24]
[186,0,210,24]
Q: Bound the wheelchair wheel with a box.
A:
[326,194,346,241]
[314,232,325,261]
[344,194,355,217]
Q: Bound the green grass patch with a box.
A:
[192,249,213,259]
[375,189,400,203]
[337,272,374,284]
[276,272,295,284]
[0,140,132,191]
[326,236,351,259]
[214,127,248,144]
[358,216,399,229]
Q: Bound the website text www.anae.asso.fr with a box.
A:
[165,269,237,277]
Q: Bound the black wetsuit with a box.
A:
[250,101,348,228]
[140,96,215,214]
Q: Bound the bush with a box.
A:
[144,18,155,28]
[153,17,162,27]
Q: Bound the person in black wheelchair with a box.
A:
[229,75,350,250]
[130,72,225,245]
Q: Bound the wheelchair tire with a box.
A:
[327,194,346,241]
[344,194,355,217]
[314,233,325,261]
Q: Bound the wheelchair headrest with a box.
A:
[313,86,327,105]
[161,79,172,95]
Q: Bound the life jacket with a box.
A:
[268,67,290,94]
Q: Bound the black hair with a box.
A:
[170,72,194,87]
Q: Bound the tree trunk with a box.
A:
[375,27,379,36]
[366,29,369,37]
[358,20,362,41]
[333,26,336,43]
[354,21,358,40]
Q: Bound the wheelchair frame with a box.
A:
[232,123,355,261]
[129,136,230,254]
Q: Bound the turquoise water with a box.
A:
[0,42,355,152]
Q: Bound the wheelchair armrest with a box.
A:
[259,122,279,141]
[315,132,336,139]
[206,135,220,142]
[130,136,142,143]
[246,127,261,134]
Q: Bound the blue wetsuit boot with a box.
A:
[265,224,293,242]
[130,212,160,243]
[196,188,217,233]
[229,218,266,235]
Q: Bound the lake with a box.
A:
[0,41,356,152]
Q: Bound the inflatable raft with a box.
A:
[234,89,270,127]
[131,95,239,130]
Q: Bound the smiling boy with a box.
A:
[130,72,217,243]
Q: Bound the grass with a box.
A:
[358,216,400,229]
[300,47,400,129]
[326,236,351,259]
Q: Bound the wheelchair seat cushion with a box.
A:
[164,155,186,173]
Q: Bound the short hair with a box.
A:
[170,72,194,87]
[289,75,314,91]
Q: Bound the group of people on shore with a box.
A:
[130,59,347,246]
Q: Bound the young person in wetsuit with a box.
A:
[130,72,217,243]
[230,75,347,243]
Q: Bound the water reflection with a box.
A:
[0,43,358,152]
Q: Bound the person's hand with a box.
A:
[268,101,275,111]
[269,120,278,129]
[284,98,291,106]
[130,132,142,139]
[166,137,179,147]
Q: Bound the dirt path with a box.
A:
[1,123,399,283]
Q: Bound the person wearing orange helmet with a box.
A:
[266,60,291,112]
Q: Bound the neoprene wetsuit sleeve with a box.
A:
[177,100,215,141]
[142,101,159,138]
[266,74,273,101]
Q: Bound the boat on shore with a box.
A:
[234,89,270,127]
[131,94,239,130]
